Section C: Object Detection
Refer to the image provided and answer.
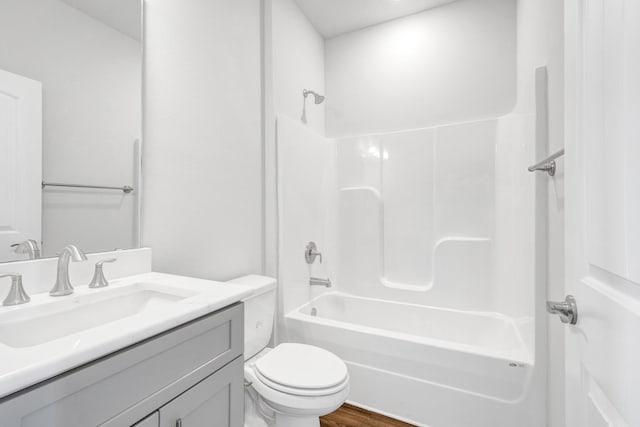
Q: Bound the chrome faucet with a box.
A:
[309,277,331,288]
[50,245,87,296]
[10,240,41,260]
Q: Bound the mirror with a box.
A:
[0,0,142,262]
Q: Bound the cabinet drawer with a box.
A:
[0,303,243,427]
[159,356,243,427]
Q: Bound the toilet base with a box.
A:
[245,387,272,427]
[245,387,326,427]
[275,413,320,427]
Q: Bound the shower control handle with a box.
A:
[546,295,578,325]
[305,242,322,264]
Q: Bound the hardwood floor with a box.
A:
[320,404,416,427]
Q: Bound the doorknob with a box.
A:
[546,295,578,325]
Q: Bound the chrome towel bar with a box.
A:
[528,148,564,176]
[42,181,134,193]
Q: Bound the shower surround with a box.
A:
[268,0,551,425]
[276,102,543,425]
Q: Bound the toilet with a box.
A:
[228,275,349,427]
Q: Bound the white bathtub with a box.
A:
[285,292,538,427]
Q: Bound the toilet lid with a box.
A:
[254,343,348,391]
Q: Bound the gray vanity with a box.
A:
[0,303,244,427]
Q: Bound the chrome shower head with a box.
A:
[301,89,324,124]
[303,89,325,104]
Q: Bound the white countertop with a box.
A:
[0,272,252,399]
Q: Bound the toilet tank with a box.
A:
[227,275,277,360]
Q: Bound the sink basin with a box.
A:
[0,271,254,400]
[0,285,193,348]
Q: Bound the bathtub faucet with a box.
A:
[305,242,323,264]
[309,277,331,288]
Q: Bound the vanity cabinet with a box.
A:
[0,303,244,427]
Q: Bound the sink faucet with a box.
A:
[50,245,87,296]
[11,239,41,260]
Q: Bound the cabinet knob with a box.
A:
[176,419,182,427]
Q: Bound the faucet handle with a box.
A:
[89,258,117,289]
[95,258,117,267]
[305,242,323,264]
[0,273,30,306]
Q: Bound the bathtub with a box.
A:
[285,292,538,427]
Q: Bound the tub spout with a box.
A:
[310,277,331,288]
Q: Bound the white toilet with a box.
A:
[228,275,349,427]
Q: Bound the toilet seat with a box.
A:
[254,343,348,397]
[255,369,348,397]
[245,369,349,419]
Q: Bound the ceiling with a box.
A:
[59,0,141,41]
[293,0,459,38]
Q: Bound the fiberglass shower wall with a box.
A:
[275,0,535,327]
[323,0,519,313]
[335,120,497,311]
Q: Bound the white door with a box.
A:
[564,0,640,426]
[0,68,42,262]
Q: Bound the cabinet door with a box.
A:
[133,412,159,427]
[159,357,243,427]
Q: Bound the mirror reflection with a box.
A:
[0,0,142,262]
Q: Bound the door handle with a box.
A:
[546,295,578,325]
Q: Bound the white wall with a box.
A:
[143,0,263,280]
[324,0,517,137]
[272,0,325,134]
[0,0,141,256]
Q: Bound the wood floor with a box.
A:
[320,404,416,427]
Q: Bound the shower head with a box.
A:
[303,89,325,104]
[301,89,324,124]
